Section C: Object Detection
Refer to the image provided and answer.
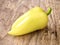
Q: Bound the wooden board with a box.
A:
[0,0,60,45]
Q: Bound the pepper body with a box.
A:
[8,7,51,36]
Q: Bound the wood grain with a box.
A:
[0,0,60,45]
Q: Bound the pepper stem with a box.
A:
[46,7,52,15]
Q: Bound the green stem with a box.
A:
[46,7,52,15]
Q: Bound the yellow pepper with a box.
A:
[8,6,52,36]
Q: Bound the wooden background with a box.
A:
[0,0,60,45]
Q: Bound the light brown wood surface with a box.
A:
[0,0,60,45]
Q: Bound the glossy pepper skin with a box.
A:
[8,6,52,36]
